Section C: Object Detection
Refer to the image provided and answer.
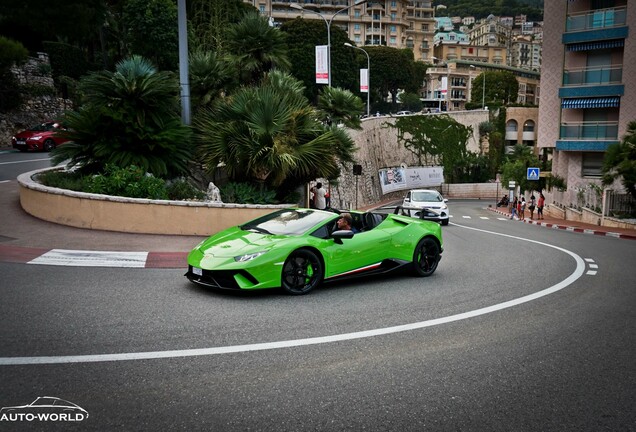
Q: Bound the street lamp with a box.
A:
[344,42,370,118]
[291,0,368,87]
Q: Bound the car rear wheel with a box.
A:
[281,249,323,295]
[43,139,56,152]
[412,237,440,277]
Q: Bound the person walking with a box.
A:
[510,196,518,219]
[537,192,545,220]
[519,196,526,220]
[528,194,537,220]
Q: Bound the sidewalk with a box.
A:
[487,204,636,240]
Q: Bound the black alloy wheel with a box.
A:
[412,237,440,277]
[281,249,324,295]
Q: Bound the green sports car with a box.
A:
[185,208,443,295]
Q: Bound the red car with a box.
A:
[11,121,69,152]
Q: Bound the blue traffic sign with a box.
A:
[527,167,540,180]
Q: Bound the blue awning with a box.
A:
[567,39,624,51]
[561,97,620,109]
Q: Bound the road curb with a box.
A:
[488,208,636,241]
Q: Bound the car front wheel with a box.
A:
[281,249,323,295]
[412,237,440,277]
[43,139,56,152]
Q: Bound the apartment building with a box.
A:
[538,0,633,209]
[246,0,436,62]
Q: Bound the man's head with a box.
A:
[337,213,354,230]
[316,182,322,189]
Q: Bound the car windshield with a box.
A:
[412,191,442,202]
[241,209,334,236]
[28,122,56,132]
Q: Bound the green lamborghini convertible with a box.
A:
[185,208,443,295]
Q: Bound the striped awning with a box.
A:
[561,97,620,109]
[567,40,624,51]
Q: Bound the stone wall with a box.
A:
[0,53,72,148]
[329,111,490,209]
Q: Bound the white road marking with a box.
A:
[0,224,586,366]
[0,180,10,184]
[0,158,52,165]
[587,271,597,276]
[480,217,489,220]
[497,217,508,221]
[28,249,148,268]
[462,215,471,219]
[589,264,598,269]
[585,258,594,262]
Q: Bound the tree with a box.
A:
[387,115,473,183]
[280,18,359,102]
[500,144,542,193]
[122,0,179,71]
[399,92,423,112]
[187,0,254,53]
[189,50,235,114]
[471,71,519,107]
[51,55,192,177]
[195,71,356,197]
[316,86,364,129]
[603,121,636,200]
[225,12,291,86]
[365,46,415,109]
[0,36,28,112]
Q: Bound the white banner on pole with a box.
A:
[315,45,328,84]
[441,76,448,95]
[360,68,369,93]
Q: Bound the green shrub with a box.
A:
[42,41,90,80]
[86,165,169,199]
[220,182,277,204]
[0,36,28,69]
[166,178,205,200]
[36,170,89,192]
[0,69,21,112]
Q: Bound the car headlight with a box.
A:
[441,204,448,210]
[234,251,268,262]
[28,135,42,141]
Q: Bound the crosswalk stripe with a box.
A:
[28,249,148,268]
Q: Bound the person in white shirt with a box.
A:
[312,183,327,210]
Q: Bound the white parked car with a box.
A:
[395,110,412,116]
[402,189,449,225]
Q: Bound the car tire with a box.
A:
[441,219,449,226]
[412,237,440,277]
[281,249,324,295]
[43,139,56,152]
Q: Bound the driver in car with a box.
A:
[336,213,359,233]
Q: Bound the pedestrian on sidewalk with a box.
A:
[528,194,536,220]
[510,196,518,219]
[518,197,526,221]
[537,192,545,220]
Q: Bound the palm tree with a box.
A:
[195,71,355,196]
[189,50,235,112]
[316,86,364,129]
[51,55,192,177]
[603,120,636,200]
[225,11,291,85]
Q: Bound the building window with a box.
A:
[582,153,604,178]
[259,4,265,13]
[390,25,396,32]
[390,37,396,44]
[523,120,535,132]
[355,24,361,31]
[355,9,360,18]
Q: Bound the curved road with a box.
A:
[1,196,634,430]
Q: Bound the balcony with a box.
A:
[563,65,622,86]
[559,121,619,141]
[565,7,626,32]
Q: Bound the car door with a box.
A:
[320,226,393,279]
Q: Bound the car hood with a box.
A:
[196,226,294,257]
[14,130,53,138]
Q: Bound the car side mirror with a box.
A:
[404,197,410,202]
[331,229,354,244]
[443,198,448,203]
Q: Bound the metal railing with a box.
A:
[566,7,626,32]
[606,190,636,217]
[559,121,619,140]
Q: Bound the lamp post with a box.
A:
[344,42,370,117]
[432,56,450,111]
[291,0,368,87]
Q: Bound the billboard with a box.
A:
[315,45,328,84]
[378,166,444,194]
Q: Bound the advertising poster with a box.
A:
[315,45,328,84]
[378,166,444,194]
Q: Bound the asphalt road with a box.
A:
[0,149,59,182]
[1,200,634,431]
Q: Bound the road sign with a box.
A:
[527,167,540,180]
[508,181,516,188]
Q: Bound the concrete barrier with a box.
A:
[18,168,292,236]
